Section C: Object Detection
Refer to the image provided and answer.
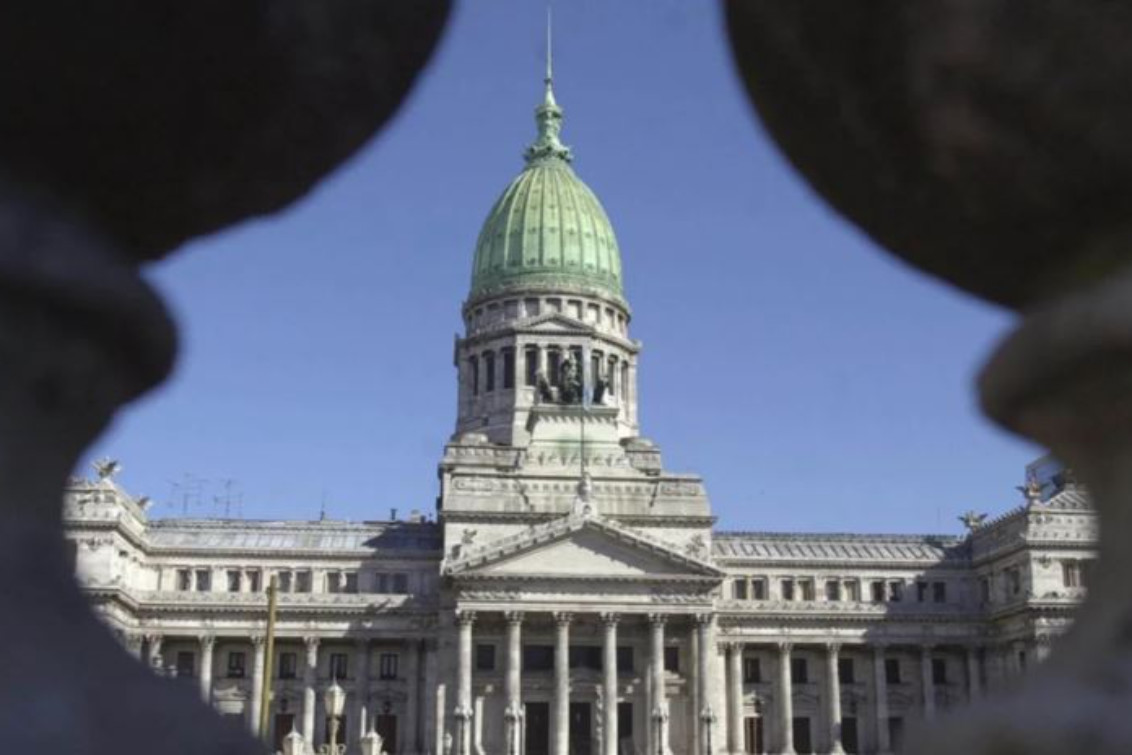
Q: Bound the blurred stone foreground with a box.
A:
[0,2,449,754]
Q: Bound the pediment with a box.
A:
[519,313,595,335]
[445,515,723,581]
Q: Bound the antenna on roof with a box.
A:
[546,5,553,87]
[319,490,328,521]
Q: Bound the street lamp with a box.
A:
[319,680,347,755]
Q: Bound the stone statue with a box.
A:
[1017,476,1044,506]
[559,354,583,404]
[958,510,988,533]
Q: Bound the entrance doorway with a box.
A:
[272,713,295,754]
[375,714,398,754]
[569,702,592,755]
[525,702,550,755]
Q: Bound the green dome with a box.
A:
[468,80,625,307]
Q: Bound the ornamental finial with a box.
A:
[525,7,572,164]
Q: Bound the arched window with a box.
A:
[484,351,496,393]
[469,356,479,396]
[502,347,515,389]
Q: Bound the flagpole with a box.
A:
[258,575,278,742]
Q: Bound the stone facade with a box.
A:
[62,61,1098,755]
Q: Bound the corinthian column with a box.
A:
[199,635,215,705]
[695,615,716,755]
[601,613,619,755]
[825,644,844,754]
[554,612,573,755]
[505,611,524,755]
[777,642,795,755]
[250,635,266,735]
[649,614,668,754]
[727,642,743,754]
[302,636,319,744]
[455,611,476,755]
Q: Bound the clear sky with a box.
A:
[87,0,1039,534]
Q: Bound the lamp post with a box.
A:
[319,680,347,755]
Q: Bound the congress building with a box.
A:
[63,65,1098,755]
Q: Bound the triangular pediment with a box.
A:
[518,312,595,335]
[445,515,723,580]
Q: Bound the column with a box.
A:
[695,615,715,755]
[554,612,572,755]
[250,635,266,735]
[777,643,795,755]
[649,614,668,755]
[124,632,145,661]
[920,645,935,721]
[505,611,524,755]
[146,633,164,671]
[966,645,981,701]
[601,613,619,755]
[303,636,320,744]
[727,643,743,754]
[199,634,215,704]
[873,646,891,755]
[456,611,476,755]
[404,639,421,754]
[354,639,370,747]
[825,644,844,754]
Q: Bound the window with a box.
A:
[607,357,617,396]
[279,652,297,680]
[502,348,515,389]
[195,569,211,592]
[344,572,358,594]
[392,573,409,594]
[569,646,602,671]
[379,653,398,680]
[176,568,192,592]
[885,658,901,685]
[547,350,562,386]
[568,300,582,319]
[888,717,905,752]
[523,645,554,672]
[277,571,293,593]
[791,657,809,684]
[476,644,496,672]
[469,356,479,396]
[616,646,634,673]
[295,570,312,593]
[484,351,496,393]
[916,581,928,602]
[176,651,195,679]
[838,657,855,684]
[844,580,860,602]
[931,658,947,685]
[979,577,991,604]
[618,703,634,742]
[871,580,885,602]
[329,653,349,680]
[751,579,767,600]
[327,572,342,593]
[1007,568,1022,596]
[781,579,795,601]
[1062,560,1082,588]
[227,570,242,592]
[733,579,748,600]
[793,717,813,754]
[247,570,262,593]
[744,716,764,754]
[889,581,904,602]
[374,573,389,593]
[663,646,680,673]
[524,298,540,317]
[547,298,562,314]
[504,300,518,319]
[842,716,859,754]
[933,582,947,603]
[227,652,246,679]
[825,580,841,601]
[799,579,815,601]
[525,347,539,386]
[590,352,602,389]
[743,657,761,683]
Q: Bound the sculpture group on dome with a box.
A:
[535,353,608,407]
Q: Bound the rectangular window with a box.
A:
[979,577,991,604]
[607,357,617,396]
[916,581,928,602]
[329,653,349,680]
[176,568,192,591]
[842,716,859,754]
[279,652,297,680]
[791,657,809,684]
[247,570,262,593]
[799,579,815,601]
[1007,568,1021,596]
[525,347,539,386]
[885,658,901,685]
[618,703,634,742]
[524,298,540,317]
[793,717,813,754]
[374,573,389,593]
[569,646,603,671]
[227,652,246,679]
[277,571,293,593]
[933,581,947,603]
[379,653,398,680]
[889,581,904,602]
[871,580,885,602]
[744,716,764,754]
[733,579,748,600]
[176,651,196,679]
[888,717,905,752]
[327,572,342,593]
[616,646,634,673]
[825,580,841,601]
[484,352,496,392]
[295,570,312,593]
[844,580,860,602]
[547,298,562,314]
[838,657,855,684]
[663,646,680,673]
[344,572,358,594]
[751,578,767,600]
[781,579,795,601]
[195,569,211,592]
[504,300,518,319]
[523,645,554,672]
[391,573,409,594]
[502,348,515,389]
[932,658,947,685]
[743,657,761,684]
[227,570,242,592]
[469,356,479,396]
[475,644,496,672]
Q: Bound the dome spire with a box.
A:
[525,7,572,164]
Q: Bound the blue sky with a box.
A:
[87,1,1039,533]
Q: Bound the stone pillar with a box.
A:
[250,635,266,735]
[601,613,619,755]
[966,645,981,701]
[873,646,891,755]
[825,643,844,754]
[777,643,795,755]
[404,639,421,754]
[920,645,936,720]
[456,611,476,755]
[505,611,524,755]
[695,615,716,755]
[199,634,215,705]
[303,636,320,744]
[145,633,164,672]
[727,643,743,754]
[649,614,669,754]
[554,612,572,755]
[354,639,370,747]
